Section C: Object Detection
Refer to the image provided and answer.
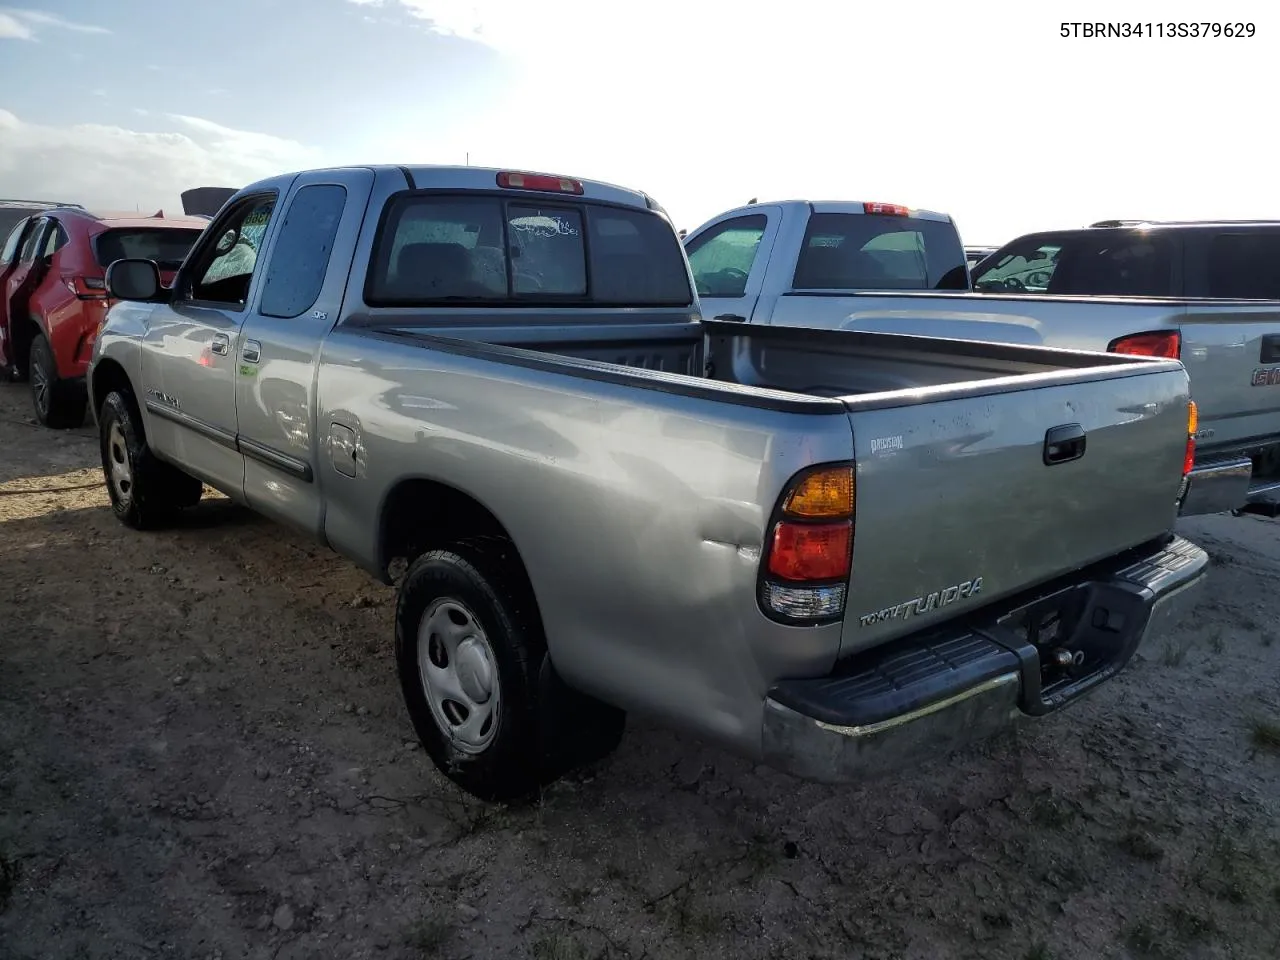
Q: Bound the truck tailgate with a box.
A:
[840,367,1190,655]
[1181,301,1280,452]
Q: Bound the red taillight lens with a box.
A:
[496,171,584,195]
[768,521,853,581]
[1109,330,1181,359]
[65,276,108,300]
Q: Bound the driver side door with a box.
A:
[141,191,282,498]
[682,210,779,325]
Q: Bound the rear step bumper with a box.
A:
[761,535,1207,784]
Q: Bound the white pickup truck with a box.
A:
[683,206,1280,518]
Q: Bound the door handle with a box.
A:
[210,333,229,356]
[713,313,747,323]
[241,340,262,364]
[1044,423,1086,465]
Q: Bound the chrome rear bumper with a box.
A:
[1180,457,1253,516]
[762,535,1208,784]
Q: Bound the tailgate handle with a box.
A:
[1044,423,1086,465]
[1261,334,1280,364]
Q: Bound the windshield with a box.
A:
[792,213,968,291]
[94,228,203,270]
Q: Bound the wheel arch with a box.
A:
[89,357,138,426]
[378,476,540,607]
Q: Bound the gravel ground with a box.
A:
[1,381,1278,960]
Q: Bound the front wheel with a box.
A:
[98,390,204,529]
[395,544,624,802]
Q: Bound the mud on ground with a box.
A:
[1,382,1278,960]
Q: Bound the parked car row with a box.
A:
[681,203,1280,519]
[78,164,1210,803]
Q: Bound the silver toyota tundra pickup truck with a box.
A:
[88,165,1207,801]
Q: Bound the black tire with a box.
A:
[395,542,624,802]
[98,389,204,529]
[29,332,86,429]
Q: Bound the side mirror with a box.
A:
[106,259,163,302]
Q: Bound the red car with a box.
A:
[0,208,206,427]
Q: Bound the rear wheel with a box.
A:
[395,542,624,802]
[29,333,85,429]
[99,389,203,529]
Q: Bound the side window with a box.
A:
[259,184,348,319]
[685,215,767,298]
[1048,233,1174,297]
[973,243,1063,292]
[40,222,69,260]
[506,205,585,296]
[17,220,47,264]
[190,196,278,306]
[1205,233,1280,299]
[0,218,30,266]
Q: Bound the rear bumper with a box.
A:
[1180,456,1253,516]
[761,535,1207,783]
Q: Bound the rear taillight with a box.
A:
[65,276,108,300]
[863,202,910,216]
[1108,330,1181,359]
[760,465,855,622]
[1184,400,1198,477]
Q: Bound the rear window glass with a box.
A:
[367,194,692,307]
[792,213,968,291]
[1205,233,1280,299]
[95,228,203,269]
[973,231,1176,297]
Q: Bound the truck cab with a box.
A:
[682,200,969,326]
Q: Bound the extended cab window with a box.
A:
[1205,233,1280,299]
[190,197,278,305]
[259,184,348,318]
[974,231,1175,297]
[367,194,692,307]
[792,213,968,291]
[685,215,767,298]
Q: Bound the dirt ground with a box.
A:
[1,382,1278,960]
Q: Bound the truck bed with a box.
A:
[360,315,1190,661]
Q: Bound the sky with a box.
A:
[0,0,1276,244]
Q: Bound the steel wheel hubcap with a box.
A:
[417,599,500,753]
[107,422,133,502]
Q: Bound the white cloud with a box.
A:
[0,109,322,210]
[0,11,32,38]
[0,7,110,36]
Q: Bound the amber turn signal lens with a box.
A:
[782,467,854,518]
[1187,400,1198,436]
